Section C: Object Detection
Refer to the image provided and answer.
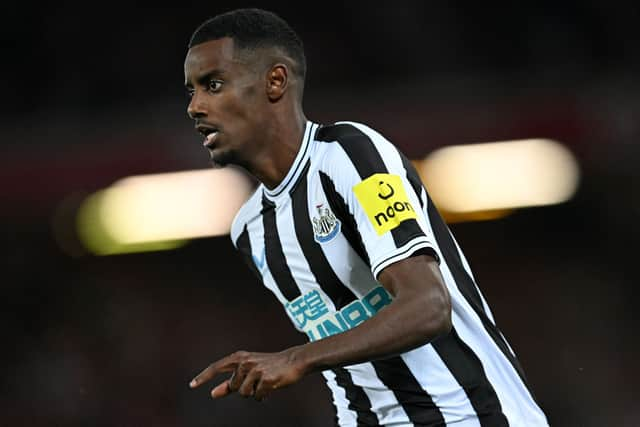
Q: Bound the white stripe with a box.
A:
[417,197,546,424]
[346,362,408,425]
[322,370,358,427]
[230,187,262,246]
[401,346,481,425]
[245,213,291,307]
[331,123,440,278]
[309,170,380,298]
[441,262,548,425]
[450,232,496,323]
[318,139,421,277]
[278,198,339,311]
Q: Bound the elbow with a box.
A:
[435,302,452,337]
[418,292,452,341]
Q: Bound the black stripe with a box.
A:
[426,195,487,315]
[432,328,509,426]
[397,148,425,209]
[317,123,424,249]
[261,195,301,301]
[290,162,357,310]
[426,193,537,401]
[316,124,385,180]
[393,148,443,267]
[332,368,380,426]
[371,357,446,426]
[235,224,261,280]
[319,171,370,266]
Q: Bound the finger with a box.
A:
[254,379,278,401]
[228,366,246,392]
[211,379,232,399]
[238,370,261,398]
[190,356,238,388]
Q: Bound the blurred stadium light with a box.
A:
[75,167,256,255]
[414,139,580,222]
[72,139,579,255]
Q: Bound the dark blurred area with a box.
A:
[1,2,639,426]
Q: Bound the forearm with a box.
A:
[189,257,452,400]
[292,286,451,374]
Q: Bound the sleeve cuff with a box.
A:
[371,236,439,279]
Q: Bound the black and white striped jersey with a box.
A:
[230,120,548,426]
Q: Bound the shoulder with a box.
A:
[316,120,391,146]
[230,185,264,246]
[314,120,393,165]
[314,120,402,181]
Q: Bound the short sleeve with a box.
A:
[316,121,439,278]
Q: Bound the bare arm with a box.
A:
[296,253,451,370]
[190,254,451,400]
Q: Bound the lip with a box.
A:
[195,123,220,148]
[203,131,219,148]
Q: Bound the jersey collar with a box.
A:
[263,120,316,199]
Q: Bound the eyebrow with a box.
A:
[185,69,226,88]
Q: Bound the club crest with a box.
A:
[312,203,341,243]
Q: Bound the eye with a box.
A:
[208,79,223,92]
[185,87,195,98]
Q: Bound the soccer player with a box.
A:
[184,8,548,426]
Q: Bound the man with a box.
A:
[184,8,548,426]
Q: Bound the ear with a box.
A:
[266,64,288,101]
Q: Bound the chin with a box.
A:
[209,149,235,168]
[209,155,228,169]
[209,159,226,169]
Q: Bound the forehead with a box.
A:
[184,37,237,79]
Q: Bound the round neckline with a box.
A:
[263,121,316,199]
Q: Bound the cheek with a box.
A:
[237,82,264,112]
[217,84,264,132]
[223,95,255,120]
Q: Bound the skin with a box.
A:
[184,37,306,187]
[184,37,453,401]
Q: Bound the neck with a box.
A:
[248,105,307,190]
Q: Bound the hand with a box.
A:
[189,348,307,401]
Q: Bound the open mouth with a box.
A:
[197,126,219,148]
[203,131,219,148]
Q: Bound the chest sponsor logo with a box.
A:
[353,173,417,235]
[285,286,393,342]
[312,203,341,243]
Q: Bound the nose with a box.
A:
[187,89,207,119]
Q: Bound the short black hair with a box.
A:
[189,8,306,80]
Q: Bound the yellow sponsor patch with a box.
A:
[353,173,417,235]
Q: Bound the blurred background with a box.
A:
[1,1,639,426]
